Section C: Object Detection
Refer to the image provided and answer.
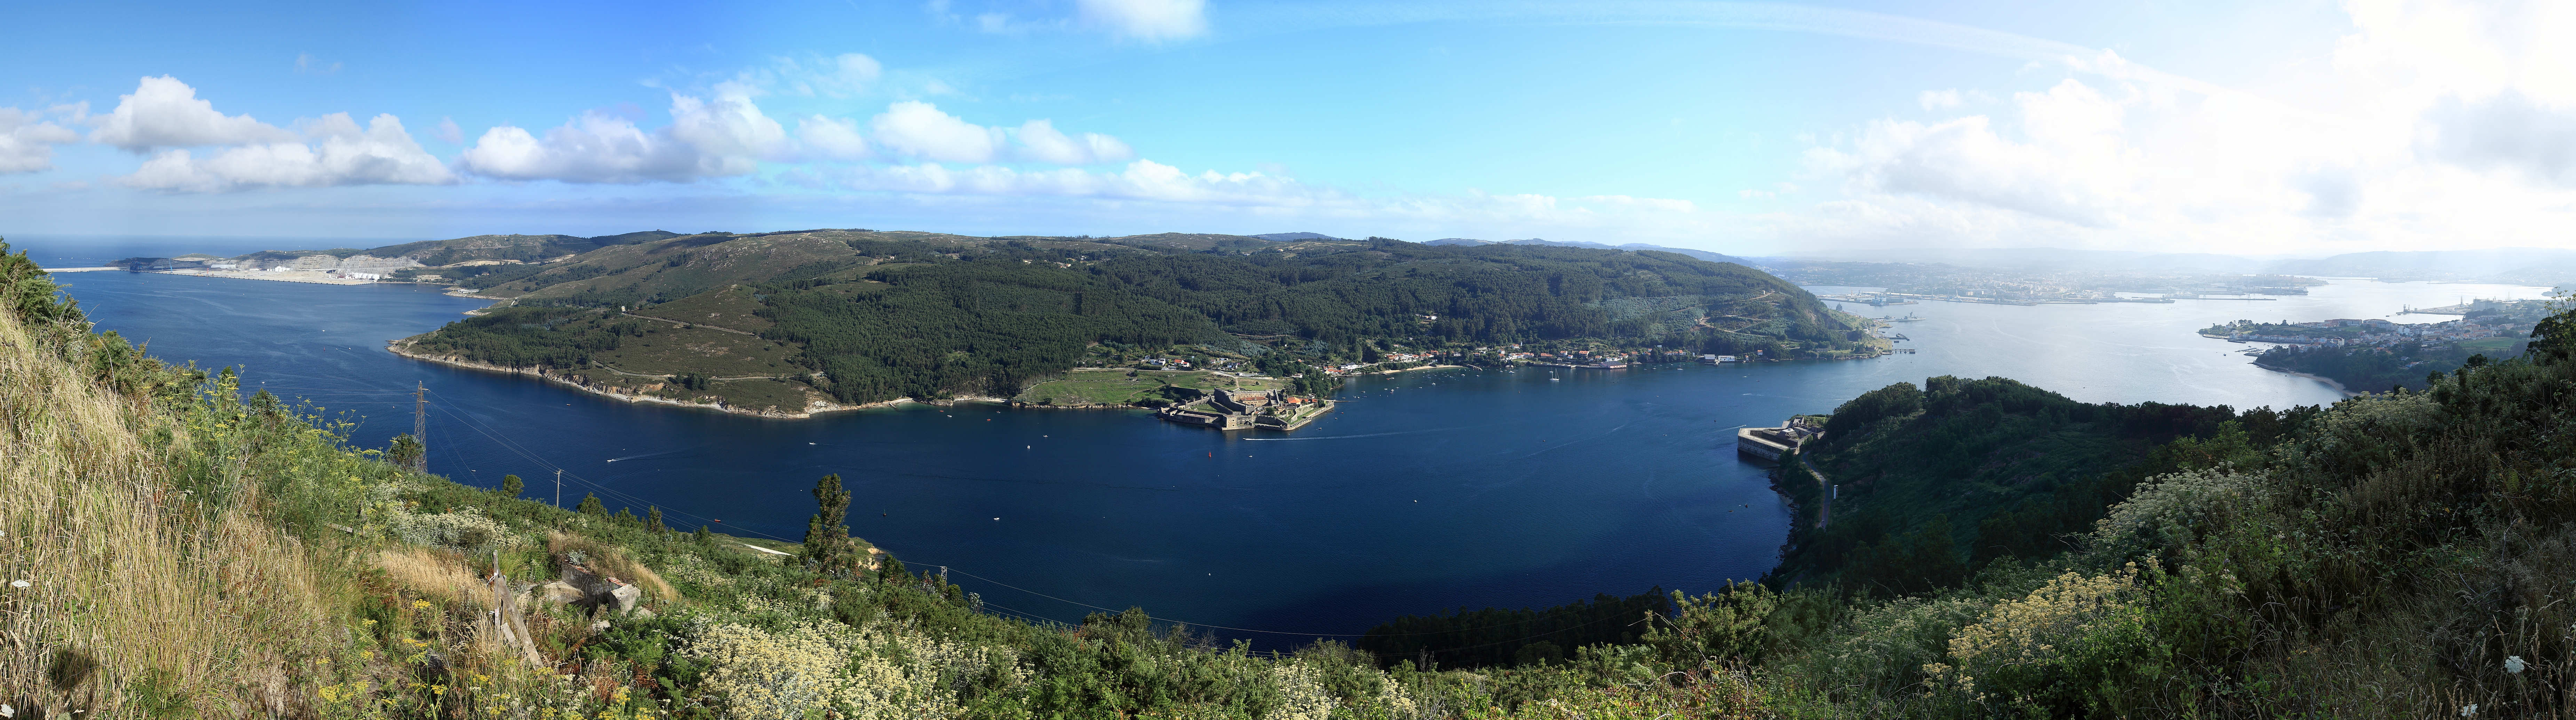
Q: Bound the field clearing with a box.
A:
[628,285,773,333]
[592,322,800,377]
[1015,369,1283,406]
[2458,337,2525,353]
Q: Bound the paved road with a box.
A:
[1798,451,1832,529]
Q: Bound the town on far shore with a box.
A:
[2203,296,2559,395]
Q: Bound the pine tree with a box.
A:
[577,493,605,515]
[694,526,713,545]
[386,434,424,470]
[801,474,854,573]
[647,505,666,533]
[500,474,524,497]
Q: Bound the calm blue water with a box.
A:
[17,236,2549,643]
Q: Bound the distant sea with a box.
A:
[10,234,2550,646]
[3,233,427,266]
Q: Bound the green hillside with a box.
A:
[1769,377,2286,592]
[396,230,1881,408]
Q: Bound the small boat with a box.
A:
[1549,371,1560,382]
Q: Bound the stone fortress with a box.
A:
[1157,387,1334,431]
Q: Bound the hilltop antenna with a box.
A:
[412,382,428,472]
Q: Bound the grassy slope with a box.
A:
[1012,368,1285,407]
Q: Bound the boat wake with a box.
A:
[605,445,701,463]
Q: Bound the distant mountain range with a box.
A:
[2260,249,2576,286]
[1761,246,2576,286]
[1419,237,1749,264]
[1249,232,1345,242]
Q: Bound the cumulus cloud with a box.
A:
[1011,119,1134,164]
[1812,80,2134,229]
[1076,0,1207,41]
[90,76,300,151]
[0,108,80,174]
[861,102,1134,165]
[868,101,1003,163]
[457,90,791,183]
[1770,0,2576,253]
[118,113,455,192]
[799,115,870,161]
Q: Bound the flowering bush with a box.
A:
[689,617,1020,720]
[387,505,517,555]
[1924,564,2158,715]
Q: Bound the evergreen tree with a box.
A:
[693,525,713,545]
[500,474,524,497]
[802,474,855,574]
[647,505,665,533]
[877,554,909,585]
[386,434,424,471]
[576,492,605,515]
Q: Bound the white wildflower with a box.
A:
[2463,703,2479,717]
[2,702,15,718]
[8,580,25,589]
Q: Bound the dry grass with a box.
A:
[375,547,483,608]
[0,305,340,716]
[546,531,675,602]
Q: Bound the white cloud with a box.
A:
[457,90,791,183]
[1011,119,1133,164]
[434,117,464,144]
[1770,0,2576,253]
[861,102,1134,165]
[1077,0,1207,41]
[0,107,80,174]
[89,76,300,151]
[799,115,870,161]
[869,101,1004,163]
[117,113,454,192]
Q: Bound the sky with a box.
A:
[2,0,2571,257]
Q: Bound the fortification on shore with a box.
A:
[1156,387,1334,431]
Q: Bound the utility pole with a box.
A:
[412,382,428,472]
[555,469,564,509]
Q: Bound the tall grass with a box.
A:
[0,264,341,715]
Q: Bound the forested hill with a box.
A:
[1771,376,2304,592]
[396,229,1875,409]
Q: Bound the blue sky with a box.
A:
[3,0,2571,256]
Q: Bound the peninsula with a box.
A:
[200,227,1883,418]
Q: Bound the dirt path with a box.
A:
[622,311,760,337]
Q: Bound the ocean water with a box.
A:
[20,242,2548,644]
